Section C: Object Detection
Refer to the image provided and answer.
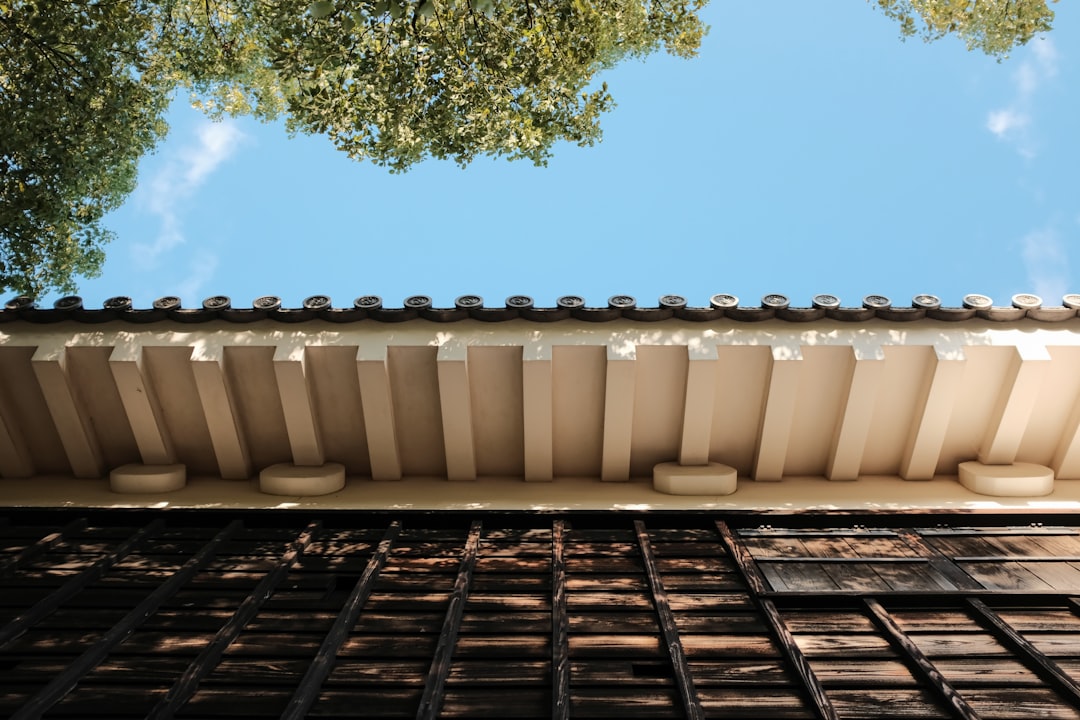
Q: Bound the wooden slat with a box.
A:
[634,520,703,720]
[552,520,569,720]
[897,529,983,591]
[416,521,482,720]
[280,521,401,720]
[0,520,164,648]
[149,521,321,720]
[0,518,87,576]
[967,598,1080,706]
[716,522,838,720]
[11,520,241,720]
[862,598,981,720]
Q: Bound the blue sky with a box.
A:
[61,2,1079,311]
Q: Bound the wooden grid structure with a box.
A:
[3,512,1080,719]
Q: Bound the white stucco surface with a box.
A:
[4,474,1080,513]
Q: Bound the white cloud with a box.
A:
[985,36,1058,156]
[1021,227,1070,301]
[986,109,1028,138]
[132,120,245,269]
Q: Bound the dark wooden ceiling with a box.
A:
[3,511,1080,719]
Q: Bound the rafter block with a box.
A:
[978,345,1051,465]
[437,343,476,481]
[109,345,175,466]
[356,349,402,481]
[32,345,103,478]
[601,347,636,482]
[900,345,967,481]
[191,346,251,479]
[826,346,884,481]
[1051,388,1080,480]
[678,349,718,467]
[753,346,802,482]
[523,358,553,482]
[273,345,324,467]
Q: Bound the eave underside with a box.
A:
[3,318,1080,510]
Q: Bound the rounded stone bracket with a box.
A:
[653,462,738,496]
[259,462,346,496]
[958,461,1054,497]
[110,464,187,494]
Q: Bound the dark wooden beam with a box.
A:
[967,598,1080,706]
[635,520,703,720]
[715,521,839,720]
[0,517,87,577]
[12,519,241,720]
[863,598,981,720]
[551,519,569,720]
[281,521,401,720]
[415,520,482,720]
[149,520,322,720]
[0,518,165,648]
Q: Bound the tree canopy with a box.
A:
[0,1,168,295]
[0,0,1061,295]
[874,0,1057,57]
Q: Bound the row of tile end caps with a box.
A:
[4,291,1080,324]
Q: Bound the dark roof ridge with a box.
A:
[3,292,1079,325]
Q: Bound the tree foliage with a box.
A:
[0,0,1062,295]
[0,1,168,295]
[874,0,1057,57]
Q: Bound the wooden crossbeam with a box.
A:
[282,521,401,720]
[635,520,703,720]
[416,521,482,720]
[0,519,165,648]
[967,598,1080,707]
[0,517,86,577]
[863,598,981,720]
[715,521,838,720]
[12,520,241,720]
[551,519,569,720]
[150,521,322,720]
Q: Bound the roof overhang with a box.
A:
[2,313,1079,513]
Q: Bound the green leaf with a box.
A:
[309,1,334,19]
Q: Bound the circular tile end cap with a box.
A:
[505,295,533,309]
[153,296,182,311]
[957,461,1054,497]
[761,294,789,310]
[659,294,687,309]
[1011,293,1042,310]
[608,295,636,309]
[303,295,332,311]
[404,295,432,310]
[354,295,382,310]
[862,294,891,310]
[653,461,737,496]
[812,294,840,310]
[202,295,231,310]
[253,295,282,311]
[54,295,83,311]
[1063,294,1080,310]
[259,462,346,496]
[104,296,133,311]
[962,294,993,310]
[5,295,36,311]
[455,294,483,309]
[709,294,738,309]
[110,464,187,494]
[557,295,585,309]
[912,294,941,310]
